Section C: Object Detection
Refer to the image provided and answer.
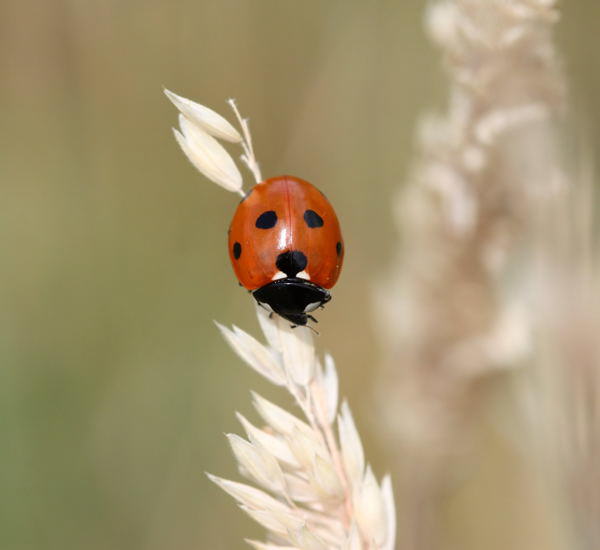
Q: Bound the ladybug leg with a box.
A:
[290,323,319,335]
[307,314,318,323]
[256,301,272,313]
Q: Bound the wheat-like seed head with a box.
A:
[214,307,395,549]
[377,0,565,453]
[374,1,566,547]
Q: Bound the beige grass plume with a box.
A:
[375,0,565,547]
[165,91,395,549]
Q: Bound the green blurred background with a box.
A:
[1,2,599,549]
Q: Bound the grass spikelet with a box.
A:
[165,90,261,194]
[210,307,396,549]
[164,88,242,142]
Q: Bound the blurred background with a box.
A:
[1,1,599,549]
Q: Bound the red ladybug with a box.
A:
[228,175,344,325]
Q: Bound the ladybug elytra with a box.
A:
[228,175,344,326]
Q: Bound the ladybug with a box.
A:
[228,175,344,326]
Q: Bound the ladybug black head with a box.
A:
[252,278,331,326]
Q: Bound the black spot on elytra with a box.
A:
[256,210,278,229]
[304,209,323,228]
[233,242,242,259]
[276,250,307,277]
[336,241,343,256]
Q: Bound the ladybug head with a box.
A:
[252,278,331,326]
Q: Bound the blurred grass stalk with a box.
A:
[375,1,571,548]
[524,149,600,550]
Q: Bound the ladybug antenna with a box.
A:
[308,324,320,336]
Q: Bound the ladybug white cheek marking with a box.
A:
[304,301,321,313]
[296,270,310,280]
[271,271,286,281]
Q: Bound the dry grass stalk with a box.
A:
[375,0,565,547]
[165,92,395,549]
